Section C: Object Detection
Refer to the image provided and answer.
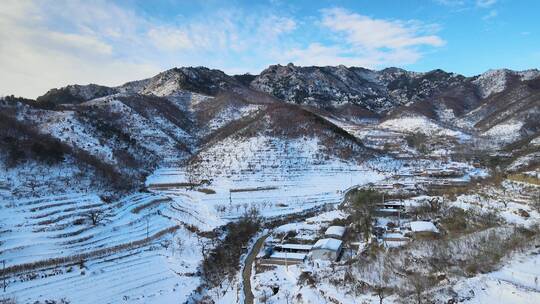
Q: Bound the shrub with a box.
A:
[405,133,428,154]
[298,271,317,287]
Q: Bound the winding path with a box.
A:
[242,234,269,304]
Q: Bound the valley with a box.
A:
[1,64,539,303]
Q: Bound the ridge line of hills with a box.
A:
[1,63,539,193]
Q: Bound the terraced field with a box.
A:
[0,191,216,303]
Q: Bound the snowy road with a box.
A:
[242,234,270,304]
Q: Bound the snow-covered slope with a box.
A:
[3,63,540,304]
[380,114,468,138]
[0,191,221,303]
[473,69,540,99]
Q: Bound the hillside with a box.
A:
[1,64,539,304]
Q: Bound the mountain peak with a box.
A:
[472,68,535,98]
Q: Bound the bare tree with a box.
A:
[196,234,211,260]
[373,253,391,304]
[174,237,184,255]
[533,190,540,212]
[27,176,38,193]
[283,289,292,304]
[408,273,431,304]
[84,209,105,225]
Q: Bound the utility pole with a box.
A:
[172,230,176,256]
[285,251,288,272]
[3,260,5,292]
[146,217,149,239]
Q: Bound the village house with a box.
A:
[266,252,306,264]
[261,243,311,265]
[405,221,440,238]
[324,226,346,239]
[273,243,312,254]
[375,200,405,216]
[311,238,343,261]
[382,230,410,247]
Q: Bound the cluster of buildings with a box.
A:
[260,225,347,265]
[374,198,440,247]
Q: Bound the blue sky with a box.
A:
[1,0,539,98]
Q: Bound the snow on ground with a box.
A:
[450,186,540,228]
[251,257,397,304]
[273,210,346,240]
[453,249,540,304]
[0,156,113,199]
[149,163,383,219]
[379,115,469,138]
[7,226,204,304]
[473,69,511,99]
[0,129,496,304]
[1,190,221,304]
[204,103,262,135]
[482,120,524,141]
[147,136,397,219]
[35,110,116,164]
[147,162,386,219]
[507,152,540,172]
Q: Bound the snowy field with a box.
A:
[454,250,540,304]
[146,162,387,219]
[1,191,219,303]
[0,128,518,304]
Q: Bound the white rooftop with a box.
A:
[312,238,342,251]
[325,226,346,237]
[270,252,306,260]
[410,221,439,233]
[383,232,407,239]
[275,243,313,251]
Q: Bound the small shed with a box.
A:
[324,226,346,239]
[311,238,343,261]
[409,221,439,233]
[382,231,410,248]
[268,252,306,264]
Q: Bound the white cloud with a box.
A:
[147,27,196,51]
[283,43,422,68]
[476,0,497,8]
[482,9,498,20]
[146,11,296,53]
[282,8,444,68]
[0,1,444,98]
[434,0,466,6]
[0,1,298,98]
[0,0,159,98]
[321,8,444,49]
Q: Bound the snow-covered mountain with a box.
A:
[1,64,540,304]
[3,64,539,193]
